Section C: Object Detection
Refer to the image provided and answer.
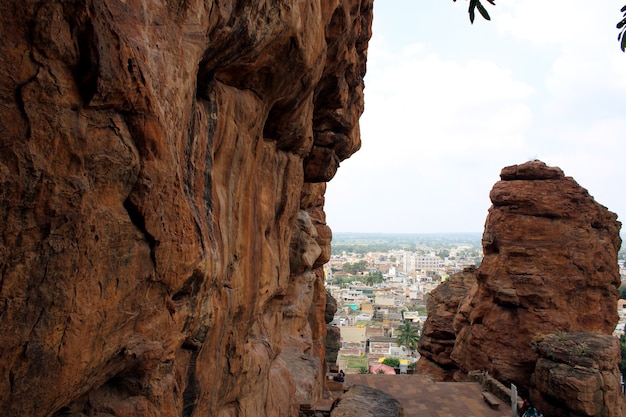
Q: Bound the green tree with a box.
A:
[365,270,384,286]
[620,285,626,300]
[395,321,421,351]
[342,260,368,275]
[382,357,400,368]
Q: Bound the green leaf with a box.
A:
[468,0,477,24]
[477,2,491,21]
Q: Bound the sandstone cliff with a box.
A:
[417,161,622,409]
[0,2,373,417]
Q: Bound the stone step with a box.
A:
[482,391,501,410]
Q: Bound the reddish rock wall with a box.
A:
[451,161,622,395]
[416,266,477,380]
[0,1,372,416]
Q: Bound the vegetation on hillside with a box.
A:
[331,232,482,256]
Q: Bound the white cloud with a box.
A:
[496,0,620,47]
[325,1,626,233]
[362,42,534,162]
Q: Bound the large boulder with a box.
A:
[330,385,404,417]
[451,160,622,394]
[530,332,623,417]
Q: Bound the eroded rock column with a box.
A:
[451,160,622,394]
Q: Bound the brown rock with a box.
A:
[451,160,622,395]
[326,325,342,367]
[530,332,623,417]
[416,267,477,380]
[330,385,404,417]
[0,1,373,417]
[326,290,339,325]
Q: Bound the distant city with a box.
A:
[325,232,626,374]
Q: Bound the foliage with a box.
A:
[382,357,400,368]
[365,270,384,286]
[408,361,416,370]
[620,285,626,300]
[454,1,626,52]
[330,276,355,288]
[453,0,495,24]
[358,366,371,374]
[331,232,482,256]
[342,260,368,275]
[618,5,626,52]
[396,321,421,351]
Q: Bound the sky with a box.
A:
[325,0,626,234]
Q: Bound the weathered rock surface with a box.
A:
[530,332,622,417]
[416,266,477,380]
[416,160,622,416]
[450,161,622,395]
[325,292,341,367]
[330,385,404,417]
[0,1,372,417]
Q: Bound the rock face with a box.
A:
[330,385,404,417]
[416,266,477,380]
[530,332,623,417]
[0,2,372,417]
[417,160,622,414]
[451,161,622,394]
[325,291,341,367]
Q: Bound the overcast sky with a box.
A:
[325,0,626,234]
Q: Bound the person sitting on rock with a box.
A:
[333,370,345,382]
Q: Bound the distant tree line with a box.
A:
[341,260,369,274]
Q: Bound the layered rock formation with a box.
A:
[530,332,622,417]
[415,266,477,380]
[417,161,622,406]
[0,1,372,417]
[451,161,622,394]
